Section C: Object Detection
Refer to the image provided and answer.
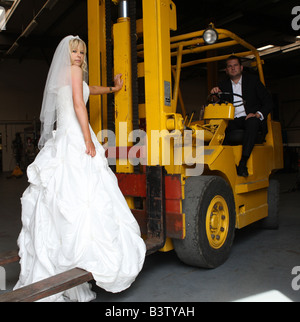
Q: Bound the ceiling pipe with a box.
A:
[4,0,59,56]
[44,0,59,10]
[2,0,22,28]
[21,19,38,38]
[6,41,18,54]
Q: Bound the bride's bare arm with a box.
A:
[89,73,123,95]
[71,65,96,157]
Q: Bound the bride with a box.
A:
[14,35,146,302]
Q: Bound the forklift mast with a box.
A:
[87,0,183,254]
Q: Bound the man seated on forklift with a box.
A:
[210,55,273,177]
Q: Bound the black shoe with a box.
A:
[237,164,249,177]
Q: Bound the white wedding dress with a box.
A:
[14,82,146,302]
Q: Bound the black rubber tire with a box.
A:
[173,176,236,268]
[259,179,280,229]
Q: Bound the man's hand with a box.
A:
[210,87,221,94]
[245,112,261,120]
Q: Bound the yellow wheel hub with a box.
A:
[205,195,229,249]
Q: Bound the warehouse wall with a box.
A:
[0,59,48,172]
[268,75,300,145]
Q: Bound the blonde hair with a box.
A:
[69,38,88,74]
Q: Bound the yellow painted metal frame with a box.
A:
[113,14,135,209]
[168,24,283,230]
[113,17,134,174]
[170,26,265,114]
[204,103,235,120]
[142,0,177,167]
[142,0,180,252]
[87,1,283,252]
[87,0,108,135]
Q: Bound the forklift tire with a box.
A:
[173,176,236,268]
[259,179,280,230]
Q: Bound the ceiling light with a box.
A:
[257,45,274,51]
[0,7,5,31]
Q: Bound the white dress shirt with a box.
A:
[231,76,246,118]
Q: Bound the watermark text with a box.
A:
[97,123,204,176]
[291,266,300,291]
[0,266,6,291]
[291,6,300,31]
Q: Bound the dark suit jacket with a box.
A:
[218,73,273,135]
[219,73,273,120]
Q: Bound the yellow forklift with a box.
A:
[0,0,285,303]
[87,0,283,268]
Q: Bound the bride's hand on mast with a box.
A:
[114,73,123,92]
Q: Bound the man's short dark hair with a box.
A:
[225,55,242,67]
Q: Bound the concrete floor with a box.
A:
[0,171,300,302]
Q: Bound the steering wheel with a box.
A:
[207,92,246,107]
